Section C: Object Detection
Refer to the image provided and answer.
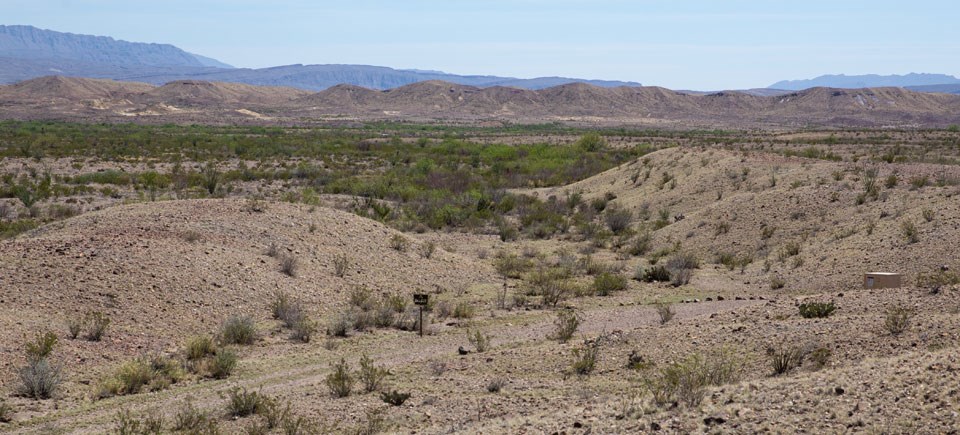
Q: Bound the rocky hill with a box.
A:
[3,76,960,127]
[770,73,960,91]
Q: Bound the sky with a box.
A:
[5,0,959,90]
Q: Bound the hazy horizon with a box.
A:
[5,0,958,90]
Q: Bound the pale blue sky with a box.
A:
[5,0,958,89]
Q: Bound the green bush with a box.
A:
[768,345,807,376]
[648,348,744,408]
[84,311,111,341]
[358,354,389,393]
[467,329,491,353]
[25,331,57,362]
[551,309,581,343]
[654,302,675,325]
[220,315,257,345]
[592,272,627,296]
[185,336,216,361]
[114,409,164,435]
[798,302,836,318]
[571,340,600,375]
[18,357,62,400]
[381,390,410,406]
[227,387,265,417]
[326,358,354,398]
[210,349,238,379]
[173,403,218,433]
[884,305,912,335]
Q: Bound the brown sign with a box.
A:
[413,294,429,306]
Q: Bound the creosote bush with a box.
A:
[227,387,266,417]
[467,329,491,353]
[358,354,389,393]
[220,315,257,345]
[279,254,298,277]
[84,311,111,341]
[114,409,164,435]
[884,305,912,335]
[389,234,409,252]
[326,358,354,398]
[654,302,675,325]
[592,272,627,296]
[551,309,581,343]
[648,347,744,408]
[571,340,600,375]
[798,302,836,319]
[185,336,216,361]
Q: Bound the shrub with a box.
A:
[259,397,291,429]
[648,348,743,408]
[768,345,807,376]
[769,276,786,290]
[326,358,354,398]
[777,241,801,261]
[0,401,11,423]
[18,357,61,399]
[114,409,163,435]
[327,312,353,337]
[909,175,929,189]
[173,403,217,433]
[654,302,675,325]
[571,340,600,375]
[66,316,83,339]
[358,354,389,393]
[627,233,652,256]
[183,230,203,243]
[271,292,304,327]
[381,390,410,406]
[902,220,919,243]
[808,346,832,370]
[185,336,216,361]
[494,253,532,278]
[592,272,627,296]
[798,302,836,318]
[290,317,317,343]
[486,377,507,393]
[640,265,671,283]
[665,253,698,287]
[279,254,298,277]
[85,311,111,341]
[551,309,581,343]
[333,253,349,277]
[447,301,473,319]
[467,329,491,353]
[98,355,185,398]
[265,241,280,258]
[922,209,935,222]
[884,305,912,335]
[420,241,437,259]
[604,206,633,234]
[25,331,57,362]
[227,387,265,417]
[220,315,257,345]
[349,286,375,311]
[210,349,238,379]
[389,234,409,251]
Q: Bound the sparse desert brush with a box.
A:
[25,331,58,362]
[639,265,671,283]
[654,302,675,325]
[648,347,744,408]
[174,402,218,433]
[114,409,164,435]
[220,315,257,345]
[921,208,935,222]
[182,229,203,243]
[571,339,601,375]
[18,350,62,400]
[916,267,960,294]
[349,286,375,311]
[909,175,929,189]
[494,253,533,278]
[265,241,280,258]
[902,220,919,243]
[604,205,633,234]
[84,311,111,341]
[467,329,492,353]
[98,355,185,398]
[798,301,836,318]
[290,317,318,343]
[452,301,475,319]
[381,390,411,406]
[627,232,652,256]
[551,309,581,343]
[185,336,217,361]
[227,387,266,417]
[768,344,807,376]
[326,312,354,337]
[777,241,801,261]
[808,346,832,370]
[66,315,83,339]
[326,358,354,398]
[420,240,437,258]
[592,272,627,296]
[486,377,507,393]
[884,305,913,335]
[209,349,238,379]
[0,400,11,423]
[769,275,786,290]
[279,254,298,277]
[389,234,409,251]
[332,253,350,277]
[358,354,389,393]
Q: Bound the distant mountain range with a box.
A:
[0,25,641,91]
[770,73,960,92]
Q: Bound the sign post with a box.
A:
[413,294,429,337]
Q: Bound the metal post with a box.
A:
[419,306,424,337]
